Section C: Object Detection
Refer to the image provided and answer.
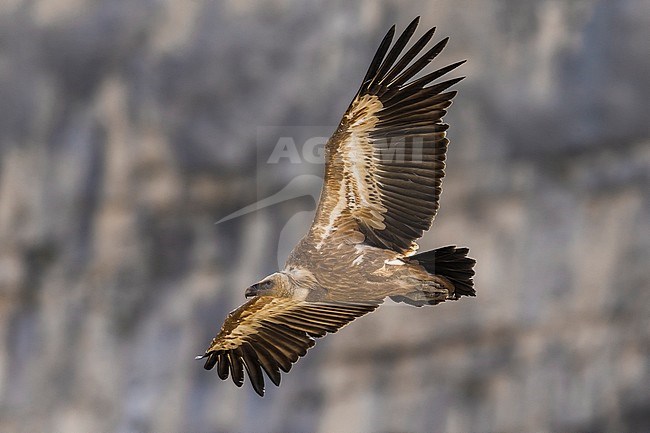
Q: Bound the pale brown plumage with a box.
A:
[198,17,476,396]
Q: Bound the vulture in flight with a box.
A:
[197,17,476,396]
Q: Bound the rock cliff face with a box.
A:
[1,1,648,432]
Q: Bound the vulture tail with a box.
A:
[410,245,476,298]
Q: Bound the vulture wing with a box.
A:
[310,17,464,254]
[197,296,380,395]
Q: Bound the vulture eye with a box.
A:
[259,280,273,289]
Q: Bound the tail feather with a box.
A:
[409,245,476,298]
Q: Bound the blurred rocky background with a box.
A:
[1,1,649,432]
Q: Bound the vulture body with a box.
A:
[197,17,475,396]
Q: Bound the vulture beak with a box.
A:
[245,280,272,298]
[245,285,258,298]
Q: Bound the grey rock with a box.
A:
[0,1,648,432]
